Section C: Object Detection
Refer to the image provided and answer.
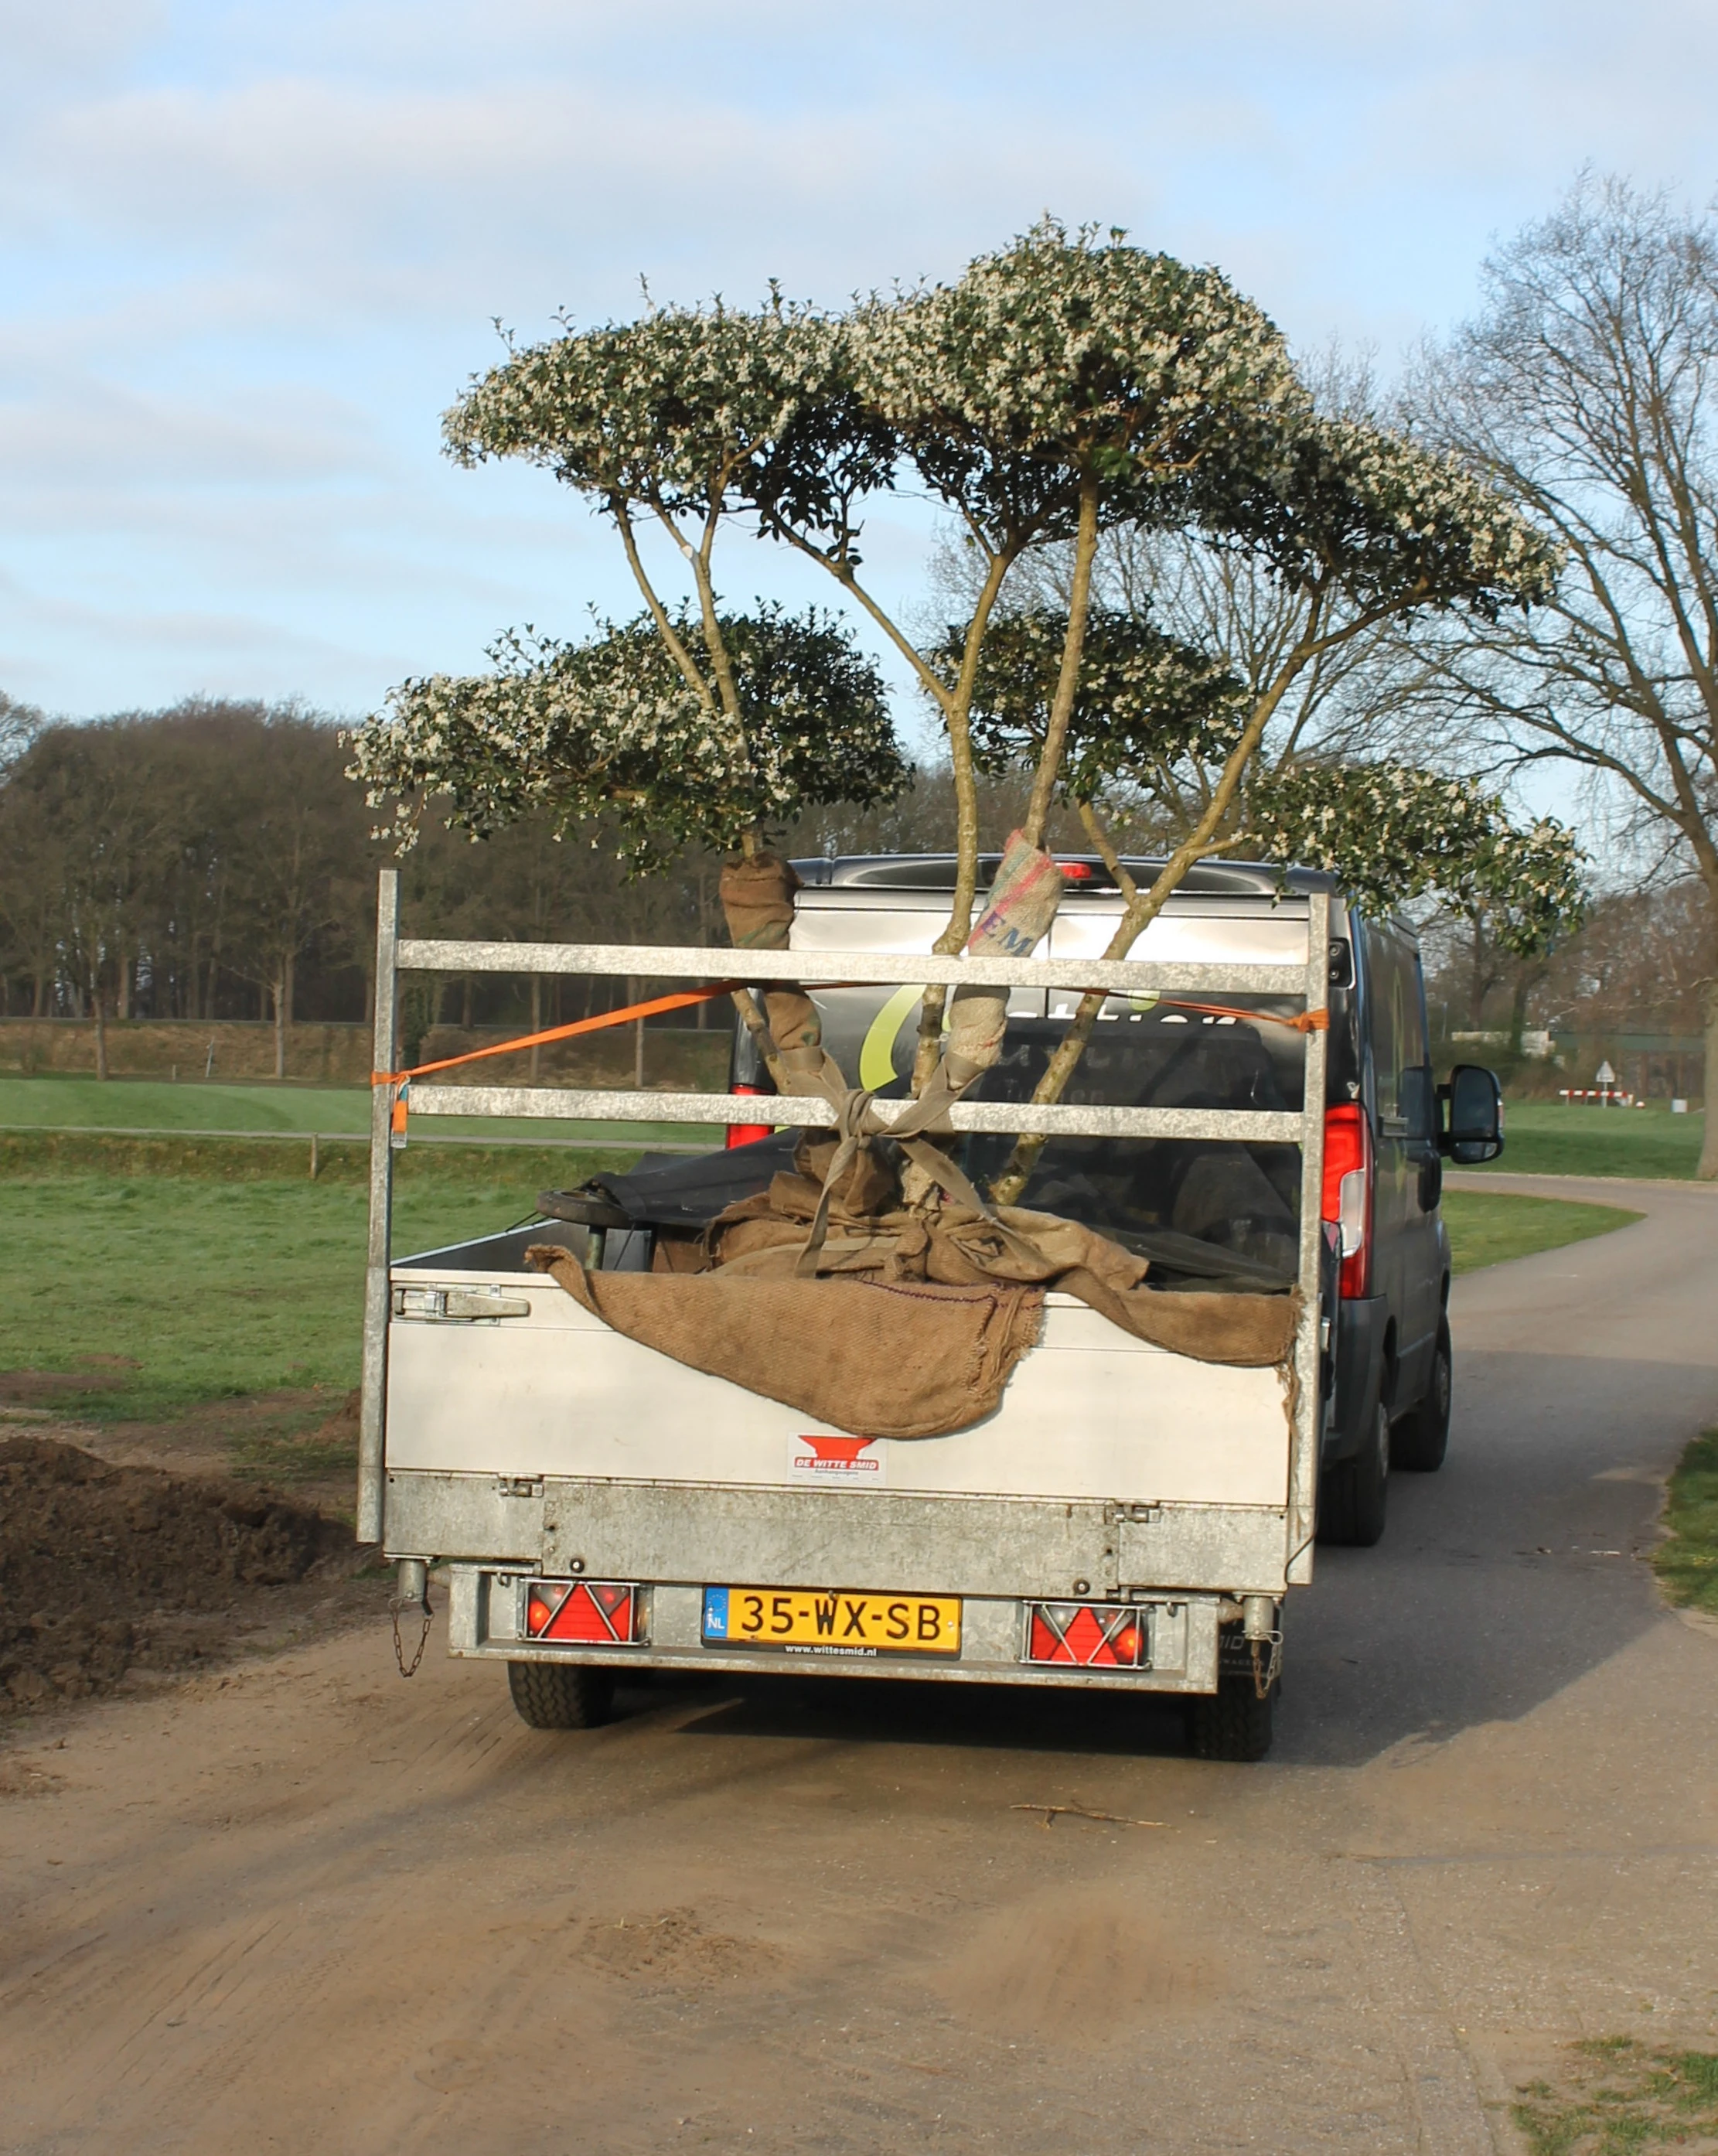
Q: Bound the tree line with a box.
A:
[0,696,741,1074]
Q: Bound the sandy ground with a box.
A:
[2,1170,1716,2154]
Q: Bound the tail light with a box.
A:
[1321,1104,1373,1298]
[1025,1602,1148,1668]
[725,1083,775,1150]
[525,1580,643,1645]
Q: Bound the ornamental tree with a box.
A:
[360,223,1558,1210]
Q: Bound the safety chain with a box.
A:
[390,1588,433,1680]
[1250,1630,1283,1701]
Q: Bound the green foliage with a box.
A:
[445,296,883,537]
[349,605,907,869]
[1652,1428,1718,1617]
[1244,760,1587,950]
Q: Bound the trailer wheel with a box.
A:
[506,1660,615,1729]
[1317,1398,1389,1547]
[1189,1666,1277,1762]
[1392,1320,1451,1472]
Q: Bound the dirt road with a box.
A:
[4,1172,1716,2154]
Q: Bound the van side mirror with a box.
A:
[1437,1064,1505,1163]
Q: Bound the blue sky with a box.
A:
[4,0,1716,723]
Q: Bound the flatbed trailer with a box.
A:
[358,868,1332,1760]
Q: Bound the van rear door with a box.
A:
[1362,922,1441,1404]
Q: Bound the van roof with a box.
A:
[790,854,1342,899]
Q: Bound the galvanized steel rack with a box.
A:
[358,869,1331,1579]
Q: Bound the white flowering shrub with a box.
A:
[1244,760,1586,950]
[847,219,1306,543]
[1216,416,1563,619]
[349,606,905,872]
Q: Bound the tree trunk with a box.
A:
[271,967,288,1080]
[1699,978,1718,1180]
[461,975,472,1030]
[529,975,542,1085]
[1508,969,1534,1056]
[92,985,108,1081]
[118,956,131,1021]
[31,971,45,1018]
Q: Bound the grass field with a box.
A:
[0,1173,572,1424]
[1471,1099,1706,1180]
[1440,1188,1643,1273]
[0,1073,718,1151]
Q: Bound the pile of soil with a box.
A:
[1,1434,356,1713]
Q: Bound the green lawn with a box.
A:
[1441,1188,1643,1274]
[0,1173,568,1424]
[1471,1100,1706,1180]
[0,1074,718,1151]
[1653,1429,1718,1619]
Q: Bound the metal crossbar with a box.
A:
[397,936,1303,997]
[360,870,1333,1589]
[407,1083,1304,1144]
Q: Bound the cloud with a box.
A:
[1,0,1715,715]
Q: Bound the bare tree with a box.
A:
[1418,173,1718,1172]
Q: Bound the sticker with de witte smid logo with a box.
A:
[787,1434,887,1486]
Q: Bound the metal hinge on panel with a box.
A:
[393,1287,532,1321]
[1104,1501,1163,1526]
[496,1475,544,1499]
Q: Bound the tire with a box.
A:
[506,1660,615,1730]
[1189,1662,1277,1763]
[1318,1398,1390,1547]
[1392,1319,1451,1472]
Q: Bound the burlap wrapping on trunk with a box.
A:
[946,831,1065,1087]
[717,852,828,1076]
[523,1247,1045,1440]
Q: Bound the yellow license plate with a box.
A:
[701,1586,961,1657]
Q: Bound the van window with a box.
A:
[1365,927,1432,1139]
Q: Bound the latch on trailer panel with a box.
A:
[496,1475,544,1499]
[392,1287,532,1321]
[1103,1501,1163,1526]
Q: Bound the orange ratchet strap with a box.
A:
[1147,998,1329,1034]
[373,980,746,1138]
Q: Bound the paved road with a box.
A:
[4,1173,1716,2154]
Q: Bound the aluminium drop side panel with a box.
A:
[383,1284,1292,1507]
